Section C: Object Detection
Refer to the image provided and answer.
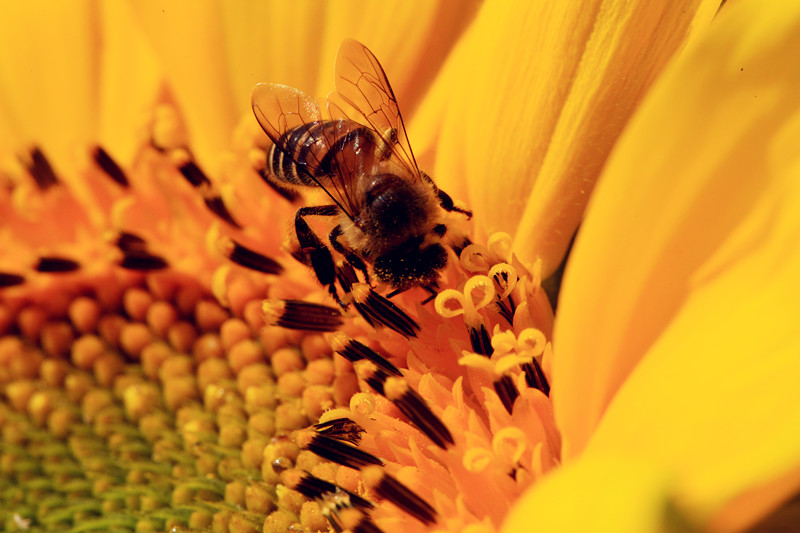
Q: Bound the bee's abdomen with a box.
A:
[268,120,374,187]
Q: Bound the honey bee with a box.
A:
[252,39,470,304]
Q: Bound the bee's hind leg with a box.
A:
[295,205,342,304]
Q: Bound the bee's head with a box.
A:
[373,241,447,289]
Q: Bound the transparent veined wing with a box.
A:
[334,39,421,181]
[251,82,370,219]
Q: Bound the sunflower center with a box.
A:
[1,110,559,532]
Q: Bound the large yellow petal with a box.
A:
[96,2,162,164]
[554,0,800,527]
[0,1,98,167]
[0,2,160,190]
[503,454,693,533]
[415,0,719,273]
[130,0,477,169]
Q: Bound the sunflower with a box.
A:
[1,1,799,532]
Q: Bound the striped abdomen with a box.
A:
[268,119,376,187]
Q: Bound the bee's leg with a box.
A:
[295,205,341,304]
[435,188,472,218]
[386,283,438,304]
[419,170,472,218]
[328,226,370,283]
[421,284,439,304]
[384,287,409,299]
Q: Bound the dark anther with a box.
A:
[34,256,80,273]
[203,195,242,229]
[523,358,550,396]
[372,471,437,525]
[314,418,365,445]
[352,519,385,533]
[493,375,520,414]
[468,323,494,356]
[293,474,374,510]
[91,146,129,187]
[178,160,211,187]
[387,382,454,450]
[119,252,169,271]
[354,288,420,337]
[335,338,401,376]
[363,369,388,397]
[114,231,147,253]
[24,146,59,190]
[264,299,344,332]
[306,434,383,470]
[0,272,25,288]
[227,239,283,274]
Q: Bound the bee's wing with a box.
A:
[334,39,420,180]
[251,82,362,220]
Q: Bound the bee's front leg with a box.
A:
[295,205,342,304]
[329,226,370,283]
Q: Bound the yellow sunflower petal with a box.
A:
[310,0,480,112]
[96,1,162,164]
[416,0,719,273]
[0,1,98,166]
[554,0,800,528]
[128,1,239,169]
[502,454,693,533]
[130,1,476,170]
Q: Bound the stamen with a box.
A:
[350,283,419,337]
[492,375,519,414]
[220,237,283,275]
[174,159,242,228]
[0,272,25,287]
[382,376,454,449]
[22,146,59,190]
[361,465,437,525]
[107,230,170,271]
[119,252,169,271]
[34,256,80,273]
[490,263,518,324]
[361,364,388,396]
[522,358,550,396]
[492,427,528,465]
[435,275,495,355]
[112,231,147,253]
[469,324,493,356]
[463,447,494,473]
[283,469,374,510]
[295,429,383,469]
[313,417,365,445]
[458,232,513,272]
[202,193,242,229]
[330,333,401,376]
[91,146,128,187]
[178,159,210,187]
[486,232,513,262]
[262,299,343,332]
